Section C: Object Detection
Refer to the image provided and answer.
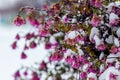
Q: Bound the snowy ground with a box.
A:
[0,24,48,80]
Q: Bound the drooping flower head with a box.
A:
[13,15,26,26]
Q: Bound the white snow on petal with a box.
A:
[93,35,101,46]
[109,13,119,21]
[82,64,89,72]
[100,64,105,73]
[64,49,76,57]
[115,61,120,69]
[107,1,120,8]
[61,73,72,79]
[61,14,70,23]
[114,38,119,47]
[99,52,104,60]
[77,48,84,55]
[79,29,86,36]
[116,28,120,37]
[116,1,120,6]
[82,62,92,72]
[71,17,77,23]
[106,58,116,63]
[108,52,120,58]
[106,53,120,63]
[90,27,99,41]
[79,40,85,45]
[107,1,120,13]
[62,15,67,20]
[53,32,64,37]
[67,31,79,39]
[107,2,115,8]
[105,35,113,44]
[87,72,97,80]
[49,36,57,44]
[99,67,120,80]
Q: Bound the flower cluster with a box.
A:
[12,0,120,80]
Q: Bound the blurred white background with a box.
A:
[0,0,49,80]
[0,25,48,80]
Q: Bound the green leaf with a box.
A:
[104,1,109,6]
